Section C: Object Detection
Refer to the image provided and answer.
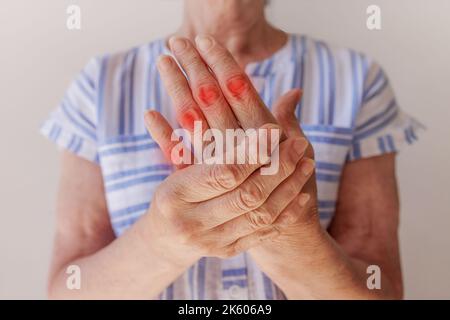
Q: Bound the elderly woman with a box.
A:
[42,0,420,299]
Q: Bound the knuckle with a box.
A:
[209,49,233,70]
[197,83,221,107]
[279,196,319,226]
[184,55,203,70]
[280,208,299,225]
[306,142,315,159]
[280,153,298,176]
[236,181,266,211]
[226,73,251,97]
[178,47,204,68]
[211,165,241,190]
[278,161,293,178]
[246,207,274,229]
[287,180,301,198]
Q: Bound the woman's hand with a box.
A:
[142,118,314,269]
[144,35,354,298]
[155,36,317,218]
[143,34,321,269]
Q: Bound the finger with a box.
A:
[157,54,212,160]
[273,89,305,137]
[195,35,277,130]
[168,37,240,132]
[157,55,209,134]
[209,158,315,243]
[273,89,315,161]
[194,136,309,225]
[272,88,317,216]
[274,192,318,227]
[144,110,190,169]
[219,227,279,258]
[164,123,282,202]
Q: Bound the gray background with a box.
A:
[0,0,449,299]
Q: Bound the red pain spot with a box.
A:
[226,76,249,97]
[179,110,199,131]
[173,147,184,160]
[198,85,220,106]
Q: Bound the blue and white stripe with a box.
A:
[41,34,422,300]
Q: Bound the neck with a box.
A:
[174,3,287,67]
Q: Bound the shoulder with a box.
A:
[295,34,392,99]
[291,34,384,84]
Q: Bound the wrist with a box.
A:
[249,221,329,281]
[136,213,194,272]
[253,215,325,257]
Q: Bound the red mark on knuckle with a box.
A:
[198,85,220,106]
[226,75,249,98]
[179,109,200,131]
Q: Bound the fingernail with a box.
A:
[292,138,307,157]
[157,55,172,72]
[195,35,213,52]
[300,159,315,176]
[169,36,187,53]
[298,193,310,207]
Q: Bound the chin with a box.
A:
[206,0,263,11]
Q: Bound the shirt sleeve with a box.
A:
[40,57,100,163]
[347,60,424,161]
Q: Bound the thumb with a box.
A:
[273,90,318,205]
[273,89,314,160]
[273,89,303,138]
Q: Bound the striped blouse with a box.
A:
[41,34,422,300]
